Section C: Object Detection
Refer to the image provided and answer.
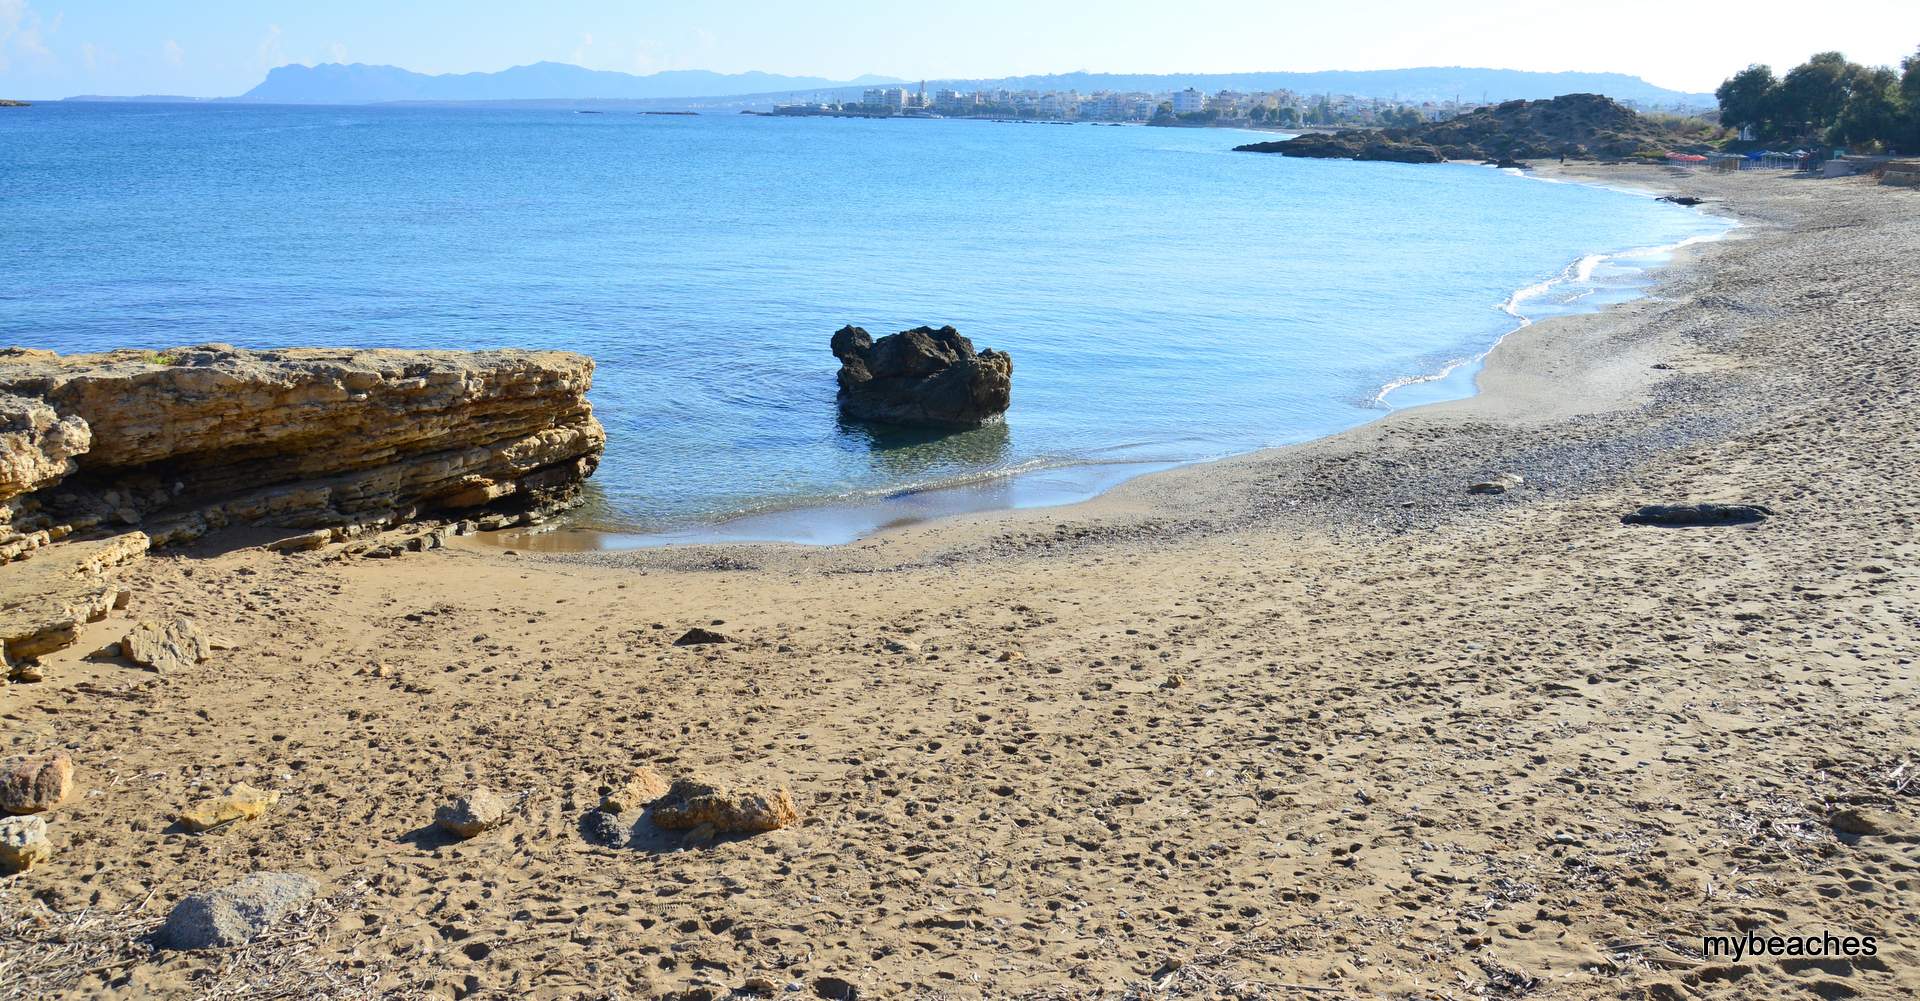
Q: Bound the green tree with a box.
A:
[1775,52,1857,139]
[1249,105,1269,123]
[1901,47,1920,151]
[1715,64,1778,136]
[1831,65,1902,147]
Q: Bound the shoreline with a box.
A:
[8,163,1919,999]
[497,170,1733,553]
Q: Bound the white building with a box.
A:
[862,87,908,112]
[1171,88,1206,114]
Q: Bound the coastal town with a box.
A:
[774,81,1518,126]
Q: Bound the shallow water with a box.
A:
[1,105,1729,538]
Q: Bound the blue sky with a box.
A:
[3,0,1917,100]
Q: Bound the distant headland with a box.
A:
[1234,94,1722,163]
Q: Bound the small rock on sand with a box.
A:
[1829,806,1903,837]
[435,786,509,839]
[0,750,73,814]
[122,617,210,673]
[1621,503,1772,527]
[602,765,671,814]
[651,778,800,834]
[0,815,53,872]
[159,871,318,949]
[584,811,628,846]
[1468,473,1525,495]
[178,783,280,832]
[674,627,736,647]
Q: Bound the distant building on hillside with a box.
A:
[1172,88,1206,114]
[1211,91,1247,116]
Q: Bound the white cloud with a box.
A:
[328,41,347,65]
[254,23,284,71]
[163,38,184,67]
[0,0,56,73]
[571,31,594,66]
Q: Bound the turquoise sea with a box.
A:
[0,104,1729,542]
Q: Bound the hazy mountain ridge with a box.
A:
[239,62,904,103]
[66,62,1712,109]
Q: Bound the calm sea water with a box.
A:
[0,104,1727,538]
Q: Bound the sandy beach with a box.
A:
[3,163,1916,1000]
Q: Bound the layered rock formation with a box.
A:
[830,325,1012,428]
[1,344,604,666]
[1236,94,1718,164]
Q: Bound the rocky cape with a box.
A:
[1235,93,1717,165]
[0,345,604,666]
[831,326,1013,428]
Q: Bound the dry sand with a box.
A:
[2,164,1917,1000]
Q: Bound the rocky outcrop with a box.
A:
[831,326,1012,428]
[0,532,142,667]
[1236,94,1715,164]
[0,345,604,668]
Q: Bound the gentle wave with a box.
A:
[1373,212,1736,409]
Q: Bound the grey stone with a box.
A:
[160,871,318,949]
[585,810,628,846]
[0,815,53,872]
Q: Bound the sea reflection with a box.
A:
[834,416,1014,477]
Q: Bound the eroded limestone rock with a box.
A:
[0,532,145,667]
[0,345,604,557]
[602,765,671,814]
[122,617,210,674]
[0,345,604,663]
[178,783,280,832]
[650,778,800,834]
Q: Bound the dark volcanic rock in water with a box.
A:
[830,325,1012,428]
[1361,141,1444,164]
[1236,94,1710,164]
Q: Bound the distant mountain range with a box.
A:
[61,62,1714,109]
[241,62,902,104]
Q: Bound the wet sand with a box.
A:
[3,163,1917,1000]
